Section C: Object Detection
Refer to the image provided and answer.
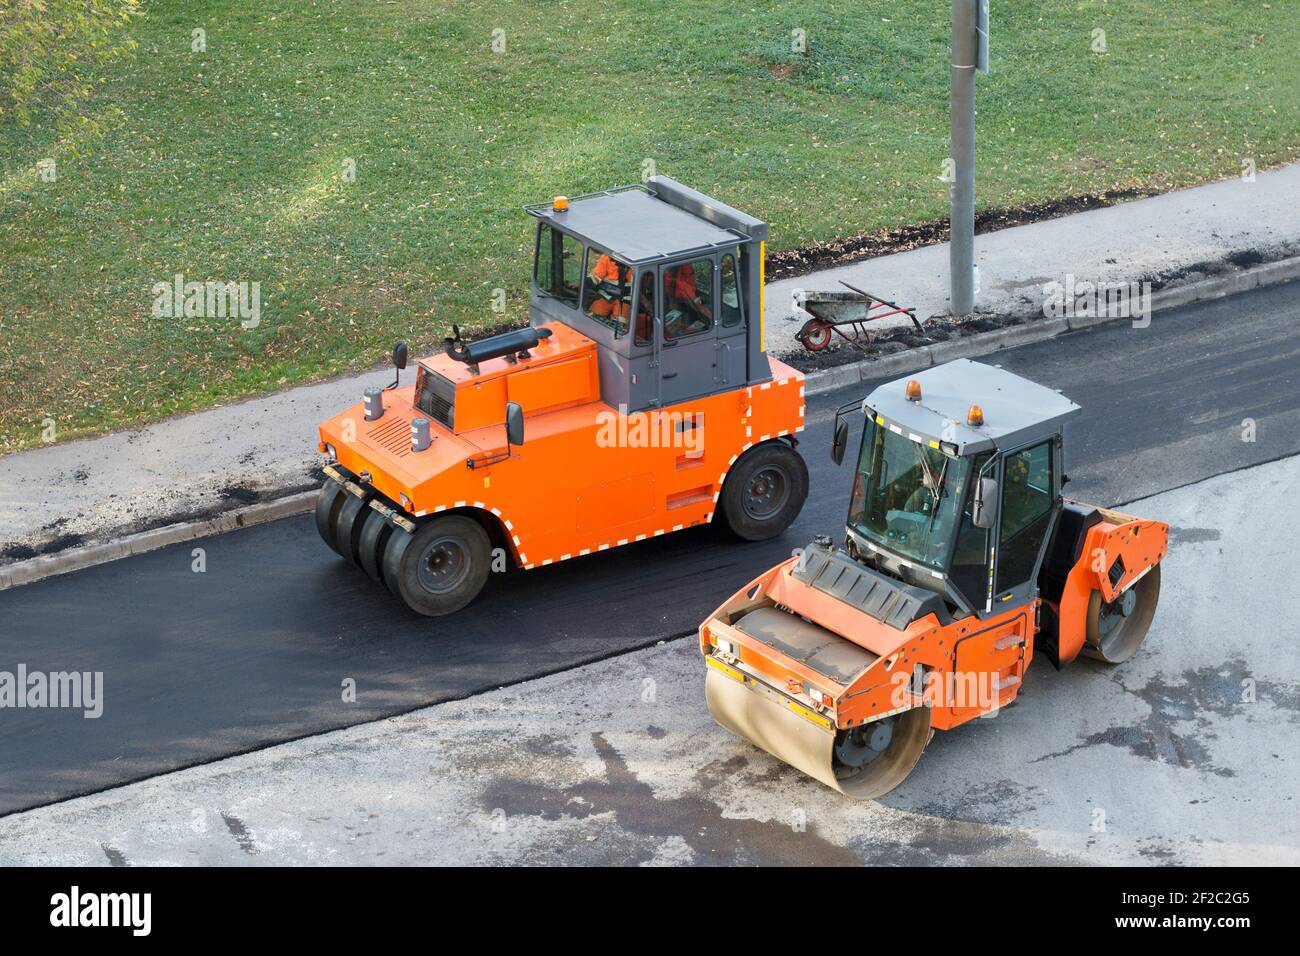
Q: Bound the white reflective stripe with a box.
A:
[1120,563,1154,592]
[861,702,921,726]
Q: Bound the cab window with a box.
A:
[534,223,581,307]
[996,442,1054,590]
[634,269,654,345]
[663,258,714,340]
[582,247,632,334]
[719,254,742,327]
[949,454,992,607]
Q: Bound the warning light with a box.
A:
[905,379,922,402]
[552,196,569,212]
[967,404,985,426]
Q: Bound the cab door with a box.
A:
[992,439,1059,606]
[714,250,747,387]
[656,256,719,407]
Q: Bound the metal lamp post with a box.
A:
[950,0,988,316]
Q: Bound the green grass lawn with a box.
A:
[2,0,1297,452]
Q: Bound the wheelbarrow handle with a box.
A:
[838,280,924,333]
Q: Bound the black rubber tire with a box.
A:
[719,441,809,542]
[314,481,348,556]
[334,494,371,568]
[357,506,395,585]
[383,515,491,617]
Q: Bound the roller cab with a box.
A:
[700,359,1169,798]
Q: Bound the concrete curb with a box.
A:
[4,253,1298,592]
[803,253,1300,396]
[0,491,316,592]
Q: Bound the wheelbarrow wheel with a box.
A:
[797,318,833,352]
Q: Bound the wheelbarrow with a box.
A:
[794,281,923,352]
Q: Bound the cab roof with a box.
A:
[525,185,748,266]
[865,359,1080,455]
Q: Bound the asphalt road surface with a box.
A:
[2,280,1297,816]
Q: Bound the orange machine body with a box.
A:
[700,508,1168,735]
[318,321,805,570]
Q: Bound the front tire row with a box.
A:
[316,481,491,617]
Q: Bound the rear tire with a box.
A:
[383,515,491,617]
[719,442,809,542]
[314,481,347,556]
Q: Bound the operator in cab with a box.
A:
[587,253,631,322]
[663,262,712,337]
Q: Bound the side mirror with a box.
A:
[972,476,998,529]
[505,402,524,446]
[392,341,409,370]
[831,416,849,466]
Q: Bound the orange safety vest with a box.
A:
[593,254,627,284]
[665,264,697,299]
